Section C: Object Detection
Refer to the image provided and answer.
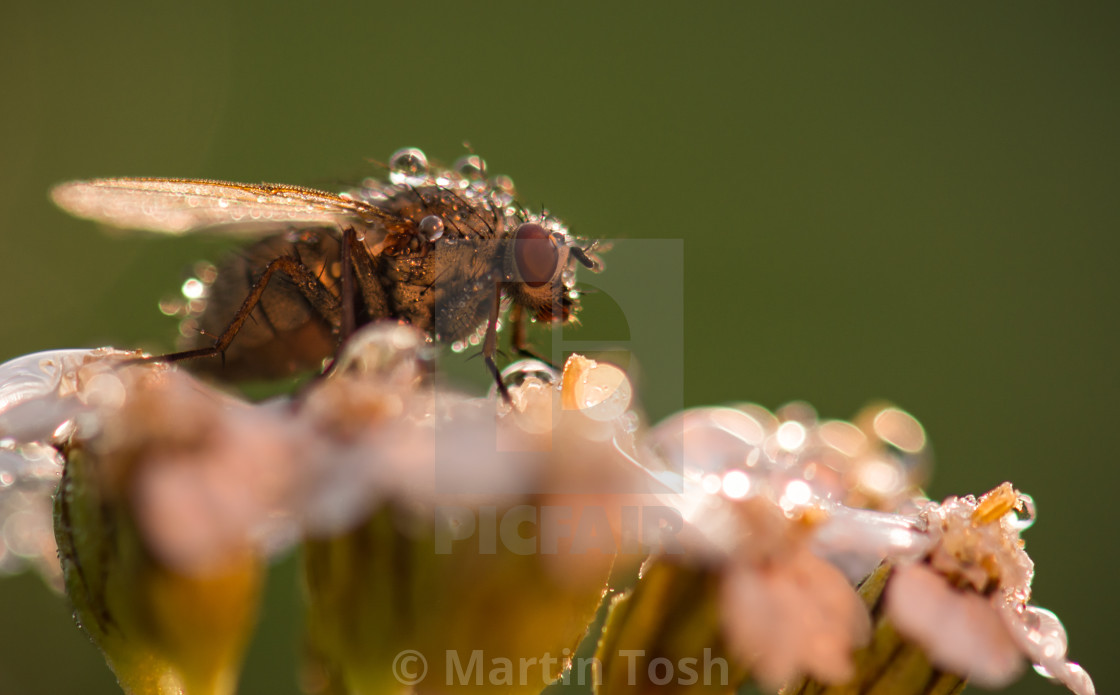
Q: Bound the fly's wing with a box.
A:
[50,178,399,238]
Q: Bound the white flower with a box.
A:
[0,332,1097,695]
[885,484,1094,695]
[719,497,872,690]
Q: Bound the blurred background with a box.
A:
[1,3,1116,693]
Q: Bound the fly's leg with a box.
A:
[318,230,396,379]
[159,255,341,366]
[344,227,391,320]
[510,304,560,369]
[339,228,357,341]
[484,288,512,404]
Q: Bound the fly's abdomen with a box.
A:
[186,231,343,380]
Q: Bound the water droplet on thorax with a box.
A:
[389,147,429,175]
[454,155,487,180]
[492,174,516,194]
[419,215,445,241]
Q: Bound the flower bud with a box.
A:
[785,484,1094,695]
[53,365,274,695]
[300,330,659,695]
[595,560,745,695]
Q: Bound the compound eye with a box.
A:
[514,223,560,288]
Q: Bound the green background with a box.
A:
[1,3,1116,694]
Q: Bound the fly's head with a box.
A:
[504,216,599,325]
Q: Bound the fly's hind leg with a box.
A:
[159,255,341,367]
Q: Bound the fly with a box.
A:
[50,148,599,400]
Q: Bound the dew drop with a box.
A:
[332,322,429,381]
[389,147,429,176]
[501,359,559,389]
[872,407,927,453]
[856,458,902,496]
[1021,605,1069,660]
[701,473,722,494]
[193,261,218,284]
[454,155,487,180]
[776,421,807,451]
[451,340,468,354]
[619,411,640,433]
[1011,493,1037,531]
[179,317,200,339]
[783,479,813,507]
[181,278,205,300]
[158,297,185,316]
[51,420,76,441]
[563,358,632,422]
[499,378,555,429]
[723,469,751,499]
[419,215,445,241]
[1033,662,1094,695]
[84,372,126,410]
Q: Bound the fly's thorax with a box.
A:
[383,185,506,242]
[379,238,505,342]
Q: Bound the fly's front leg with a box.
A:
[484,288,511,404]
[510,304,559,369]
[160,255,340,366]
